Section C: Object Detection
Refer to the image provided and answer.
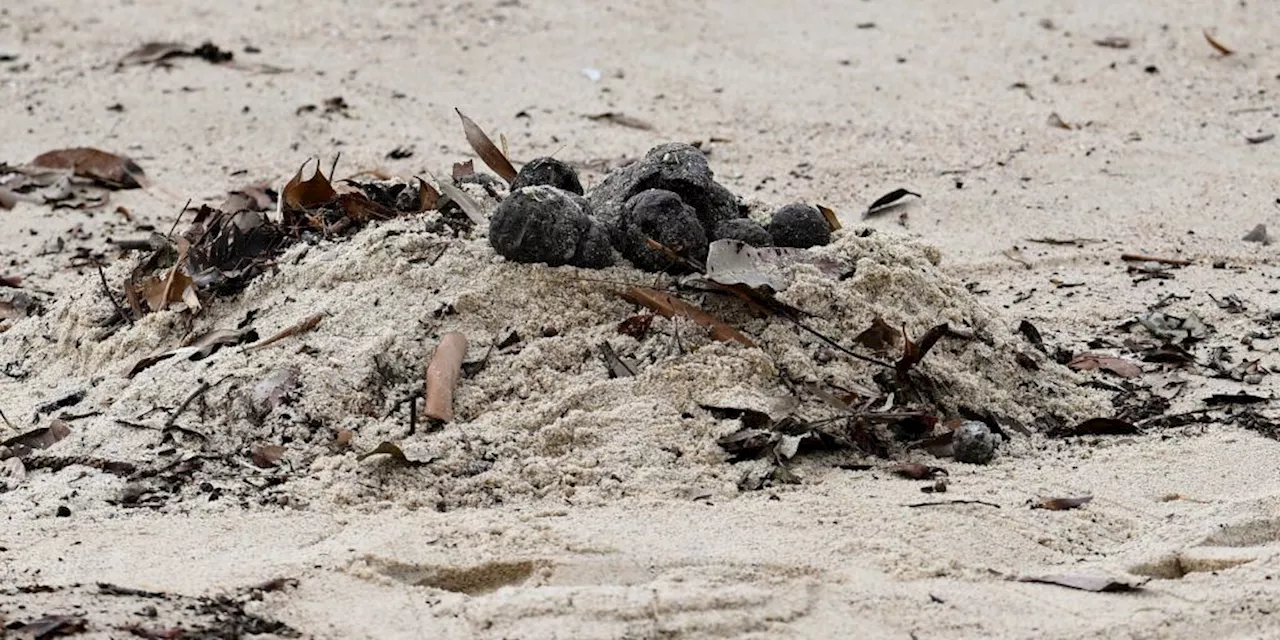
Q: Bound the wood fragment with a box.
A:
[1120,253,1191,266]
[1203,29,1234,56]
[243,313,324,353]
[907,499,1001,508]
[95,261,133,326]
[424,332,468,422]
[621,286,755,347]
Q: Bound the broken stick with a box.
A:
[424,332,468,422]
[1120,253,1191,266]
[243,313,325,353]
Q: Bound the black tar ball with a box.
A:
[712,218,773,247]
[615,189,708,272]
[510,157,584,195]
[768,204,831,249]
[489,185,614,268]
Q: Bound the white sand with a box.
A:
[3,1,1280,638]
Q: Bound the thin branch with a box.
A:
[907,499,1001,509]
[95,260,133,326]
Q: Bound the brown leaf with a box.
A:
[251,444,285,468]
[621,286,755,347]
[243,313,324,353]
[896,323,962,376]
[282,159,337,210]
[1071,417,1140,436]
[29,148,148,189]
[1018,574,1144,593]
[455,108,517,183]
[585,112,655,131]
[617,313,656,340]
[451,160,475,179]
[329,428,354,451]
[1,419,71,457]
[356,441,432,466]
[854,317,900,353]
[1204,29,1234,56]
[138,266,196,313]
[816,204,842,231]
[1068,353,1142,378]
[416,176,440,212]
[888,462,947,480]
[334,192,398,222]
[1033,496,1094,511]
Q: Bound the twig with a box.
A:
[167,198,193,236]
[95,260,133,326]
[0,406,13,429]
[424,332,468,422]
[243,313,325,353]
[164,375,232,429]
[1120,253,1191,266]
[907,499,1001,508]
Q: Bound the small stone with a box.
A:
[510,157,584,195]
[489,186,614,268]
[768,204,831,248]
[712,218,773,247]
[615,189,708,272]
[55,505,71,517]
[952,421,998,465]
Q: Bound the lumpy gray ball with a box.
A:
[713,218,773,247]
[510,157,584,195]
[489,185,614,268]
[615,189,708,272]
[768,204,831,249]
[952,421,998,465]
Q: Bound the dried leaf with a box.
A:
[1018,574,1144,593]
[854,317,900,353]
[621,286,755,347]
[1243,224,1271,245]
[1204,29,1234,56]
[598,341,637,378]
[586,112,655,130]
[1,419,71,457]
[1033,496,1094,511]
[864,188,921,217]
[251,367,300,410]
[117,41,189,66]
[434,178,486,224]
[11,614,88,639]
[329,428,354,451]
[1093,36,1131,49]
[889,462,947,480]
[415,176,440,212]
[1068,353,1143,378]
[29,147,148,188]
[816,204,842,231]
[897,323,962,376]
[455,108,517,183]
[187,327,257,361]
[617,313,656,339]
[282,159,337,210]
[243,313,324,353]
[1046,112,1073,130]
[1071,417,1140,436]
[251,444,285,468]
[451,160,475,179]
[356,441,432,466]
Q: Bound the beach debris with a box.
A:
[896,323,964,378]
[1018,574,1144,593]
[424,332,468,423]
[816,204,842,231]
[386,146,414,160]
[1033,496,1094,511]
[616,189,709,272]
[118,40,234,67]
[489,185,615,268]
[768,204,832,249]
[702,239,832,291]
[1046,112,1074,130]
[27,147,147,189]
[617,313,656,340]
[1203,392,1268,406]
[250,444,285,468]
[952,420,998,464]
[357,441,432,466]
[1068,353,1143,378]
[1136,311,1209,343]
[127,328,255,377]
[588,143,739,245]
[328,428,354,451]
[598,341,638,378]
[243,313,324,354]
[456,108,517,183]
[509,157,584,195]
[712,218,773,247]
[864,188,921,217]
[621,286,755,346]
[1064,417,1140,436]
[0,420,70,459]
[250,367,299,411]
[889,462,947,480]
[1243,224,1271,245]
[1203,29,1234,56]
[855,317,901,353]
[282,159,337,209]
[1093,36,1131,49]
[1245,133,1275,145]
[908,499,1001,508]
[180,206,284,294]
[1120,253,1190,267]
[7,614,88,639]
[586,112,655,130]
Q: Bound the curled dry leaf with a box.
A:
[1,419,71,458]
[816,204,842,231]
[1068,353,1142,378]
[585,112,655,131]
[621,286,755,347]
[1070,417,1140,436]
[251,444,286,468]
[282,159,337,209]
[617,313,656,339]
[598,341,637,378]
[1203,29,1234,56]
[356,441,432,466]
[864,188,921,217]
[456,108,517,183]
[415,176,441,212]
[889,462,947,480]
[328,428,354,451]
[1033,496,1094,511]
[29,148,148,189]
[854,317,900,353]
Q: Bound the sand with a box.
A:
[3,1,1280,638]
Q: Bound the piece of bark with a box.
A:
[424,332,468,422]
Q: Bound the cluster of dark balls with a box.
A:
[488,143,833,271]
